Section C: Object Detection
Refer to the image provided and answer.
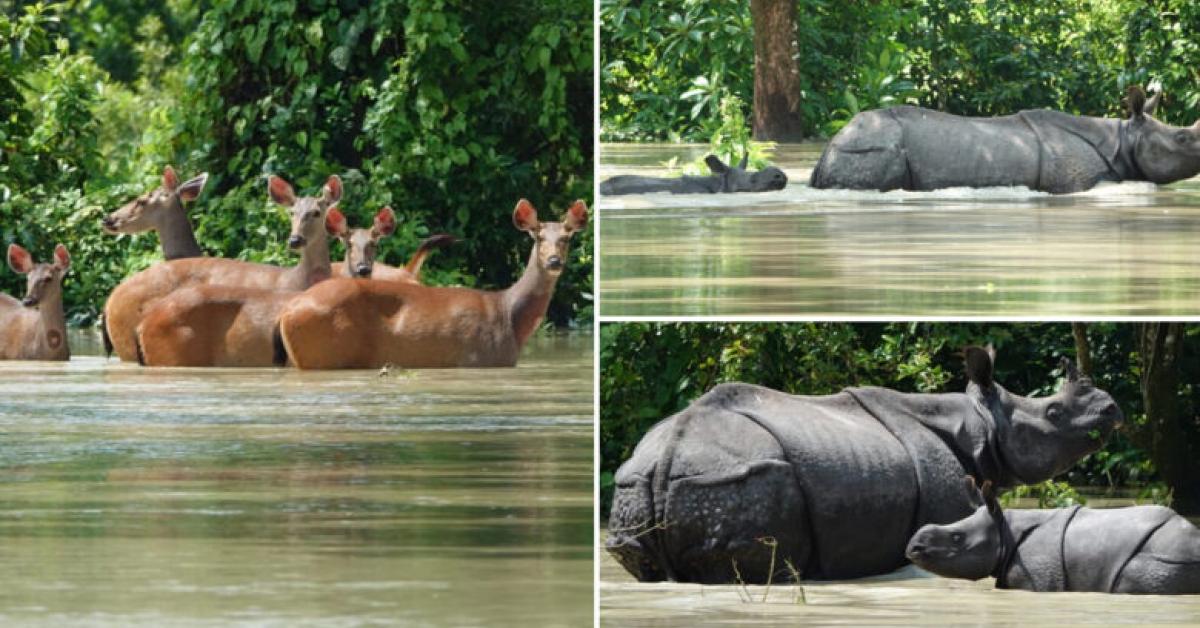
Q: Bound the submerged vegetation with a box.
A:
[1,1,593,325]
[601,0,1200,140]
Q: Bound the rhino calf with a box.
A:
[600,154,787,195]
[810,87,1200,194]
[607,347,1122,583]
[907,479,1200,594]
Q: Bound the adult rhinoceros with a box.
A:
[809,87,1200,193]
[907,478,1200,594]
[606,347,1123,583]
[600,154,788,195]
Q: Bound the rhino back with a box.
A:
[889,107,1041,190]
[1063,505,1200,594]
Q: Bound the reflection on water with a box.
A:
[599,142,1200,316]
[601,498,1200,626]
[0,330,593,627]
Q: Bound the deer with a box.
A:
[277,198,587,369]
[103,165,210,259]
[102,174,343,362]
[134,207,351,367]
[0,244,71,361]
[328,205,457,282]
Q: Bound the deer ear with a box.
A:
[512,199,540,232]
[163,165,179,191]
[7,244,33,274]
[562,200,588,234]
[323,175,343,205]
[704,155,729,174]
[268,175,296,207]
[177,173,208,202]
[53,244,70,270]
[324,207,348,236]
[964,345,995,390]
[372,206,396,237]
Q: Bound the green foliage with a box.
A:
[602,0,1200,140]
[600,322,1200,515]
[1000,480,1087,509]
[0,0,593,326]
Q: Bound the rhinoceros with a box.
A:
[606,347,1123,583]
[809,87,1200,194]
[599,154,788,195]
[907,478,1200,594]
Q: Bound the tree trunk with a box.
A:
[750,0,804,141]
[1136,323,1199,514]
[1071,323,1092,376]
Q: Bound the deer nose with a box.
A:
[288,235,306,249]
[355,265,372,277]
[102,216,116,228]
[21,296,37,307]
[546,255,563,270]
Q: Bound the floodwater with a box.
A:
[600,496,1200,626]
[0,329,593,627]
[599,143,1200,316]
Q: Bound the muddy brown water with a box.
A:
[599,143,1200,317]
[600,496,1200,626]
[0,329,593,627]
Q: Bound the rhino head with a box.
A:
[963,346,1122,485]
[1126,86,1200,184]
[905,477,1003,580]
[704,154,788,192]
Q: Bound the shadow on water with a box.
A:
[0,329,593,627]
[598,142,1200,316]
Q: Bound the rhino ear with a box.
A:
[1145,91,1162,117]
[1060,356,1080,382]
[980,480,1001,515]
[964,476,985,509]
[964,345,995,391]
[1127,85,1147,119]
[704,155,729,174]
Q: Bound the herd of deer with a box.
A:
[0,166,588,369]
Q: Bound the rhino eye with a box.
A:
[1175,131,1190,145]
[950,532,964,544]
[1046,403,1064,421]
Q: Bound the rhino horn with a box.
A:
[738,152,749,170]
[1060,356,1080,382]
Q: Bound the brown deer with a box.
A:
[0,244,71,361]
[133,207,350,368]
[103,165,209,259]
[328,206,457,282]
[277,198,587,369]
[102,174,342,362]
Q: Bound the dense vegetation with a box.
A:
[1,0,593,326]
[600,323,1200,515]
[601,0,1200,140]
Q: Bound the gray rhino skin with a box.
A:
[907,485,1200,594]
[606,348,1122,584]
[600,154,788,195]
[809,88,1200,194]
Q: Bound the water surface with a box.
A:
[0,330,593,627]
[599,143,1200,316]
